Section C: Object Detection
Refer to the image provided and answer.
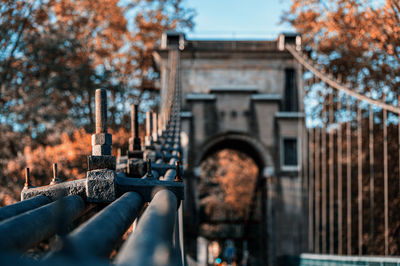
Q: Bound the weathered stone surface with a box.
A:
[86,169,116,202]
[92,133,112,146]
[21,179,86,201]
[88,155,116,170]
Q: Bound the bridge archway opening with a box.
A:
[196,133,269,264]
[197,133,270,171]
[199,148,259,222]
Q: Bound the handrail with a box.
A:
[0,195,51,222]
[59,192,143,258]
[0,47,184,265]
[0,195,86,251]
[114,190,179,266]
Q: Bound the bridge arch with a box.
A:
[195,131,274,176]
[194,131,271,263]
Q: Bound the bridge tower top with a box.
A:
[154,32,306,179]
[154,32,305,114]
[161,31,185,50]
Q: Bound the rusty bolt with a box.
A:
[131,104,139,139]
[152,112,158,139]
[131,104,135,138]
[175,161,182,182]
[95,89,107,134]
[146,158,154,178]
[130,104,141,151]
[145,111,151,137]
[50,163,60,185]
[158,112,163,136]
[92,133,112,146]
[24,168,31,189]
[92,144,111,156]
[161,113,166,131]
[92,89,112,156]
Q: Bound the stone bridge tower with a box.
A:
[154,32,307,265]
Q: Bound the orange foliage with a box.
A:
[199,149,259,221]
[53,0,128,68]
[1,128,130,205]
[285,0,400,93]
[0,0,194,206]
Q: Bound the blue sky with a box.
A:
[185,0,294,40]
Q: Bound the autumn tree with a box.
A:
[285,0,400,97]
[286,0,400,255]
[0,0,194,203]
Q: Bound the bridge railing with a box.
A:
[0,49,184,265]
[287,44,400,257]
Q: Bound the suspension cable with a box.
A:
[286,44,400,114]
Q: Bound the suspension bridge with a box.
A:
[0,32,399,265]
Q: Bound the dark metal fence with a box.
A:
[287,44,400,257]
